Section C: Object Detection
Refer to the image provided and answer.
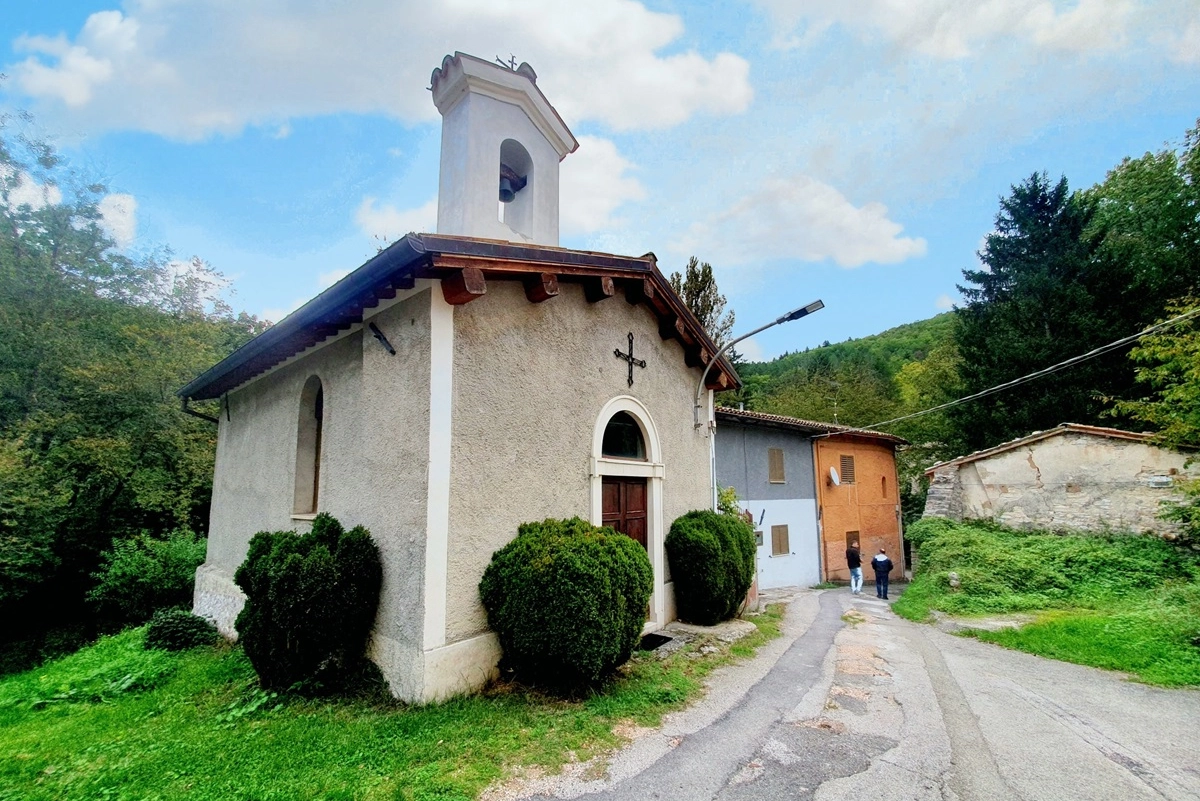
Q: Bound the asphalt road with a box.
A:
[489,589,1200,801]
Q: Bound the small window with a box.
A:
[768,448,785,483]
[839,455,856,484]
[771,524,790,556]
[602,411,646,460]
[845,530,860,550]
[293,376,324,515]
[882,475,888,498]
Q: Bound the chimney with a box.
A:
[430,52,578,246]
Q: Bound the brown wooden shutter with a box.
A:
[771,524,790,556]
[768,448,785,483]
[839,454,856,484]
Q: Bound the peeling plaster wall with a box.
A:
[443,281,712,643]
[195,290,433,699]
[930,433,1197,535]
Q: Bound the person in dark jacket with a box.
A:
[845,541,862,595]
[871,548,894,599]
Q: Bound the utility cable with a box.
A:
[861,306,1200,431]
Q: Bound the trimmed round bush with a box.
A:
[144,608,219,651]
[479,517,652,686]
[234,513,382,692]
[666,510,756,625]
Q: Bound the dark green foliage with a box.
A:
[898,518,1195,617]
[0,119,267,663]
[669,256,735,347]
[87,528,206,627]
[479,517,653,686]
[233,513,382,692]
[895,519,1200,685]
[144,608,218,651]
[952,172,1119,451]
[665,510,756,625]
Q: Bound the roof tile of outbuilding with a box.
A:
[714,406,907,446]
[923,423,1161,476]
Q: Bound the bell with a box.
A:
[499,177,515,203]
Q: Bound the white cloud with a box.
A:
[354,197,437,242]
[1,167,64,211]
[7,1,752,140]
[98,192,136,248]
[317,269,350,290]
[259,301,304,326]
[672,176,926,268]
[1171,19,1200,64]
[560,136,647,235]
[755,0,1138,58]
[736,337,765,363]
[935,293,955,310]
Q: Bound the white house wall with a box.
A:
[740,498,820,589]
[195,289,434,700]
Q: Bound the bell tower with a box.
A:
[430,53,578,246]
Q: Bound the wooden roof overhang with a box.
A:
[179,233,741,402]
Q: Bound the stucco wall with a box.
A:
[938,433,1198,535]
[195,290,434,699]
[815,437,903,582]
[443,280,713,643]
[715,425,816,501]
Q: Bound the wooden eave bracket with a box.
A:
[585,276,615,303]
[624,276,655,305]
[523,273,559,303]
[442,266,487,305]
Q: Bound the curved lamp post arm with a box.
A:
[694,299,824,429]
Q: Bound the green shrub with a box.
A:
[895,519,1198,620]
[233,513,382,692]
[479,517,652,686]
[145,608,219,651]
[88,528,207,626]
[666,510,756,625]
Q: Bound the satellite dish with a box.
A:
[829,467,841,486]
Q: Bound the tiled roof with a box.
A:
[179,233,739,400]
[714,406,908,445]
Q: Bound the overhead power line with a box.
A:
[862,306,1200,431]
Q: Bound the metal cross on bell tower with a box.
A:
[614,332,646,387]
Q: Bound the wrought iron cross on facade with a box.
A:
[614,332,646,387]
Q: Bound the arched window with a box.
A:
[602,411,646,460]
[293,376,324,515]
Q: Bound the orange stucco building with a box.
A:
[815,434,905,582]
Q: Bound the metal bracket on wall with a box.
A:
[368,322,397,355]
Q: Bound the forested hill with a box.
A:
[738,313,956,383]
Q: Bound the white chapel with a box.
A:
[182,52,738,702]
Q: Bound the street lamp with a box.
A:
[694,299,825,429]
[695,299,824,513]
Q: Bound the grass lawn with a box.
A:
[0,605,782,801]
[894,518,1200,687]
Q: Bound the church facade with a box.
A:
[180,53,737,702]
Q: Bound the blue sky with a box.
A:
[2,1,1197,360]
